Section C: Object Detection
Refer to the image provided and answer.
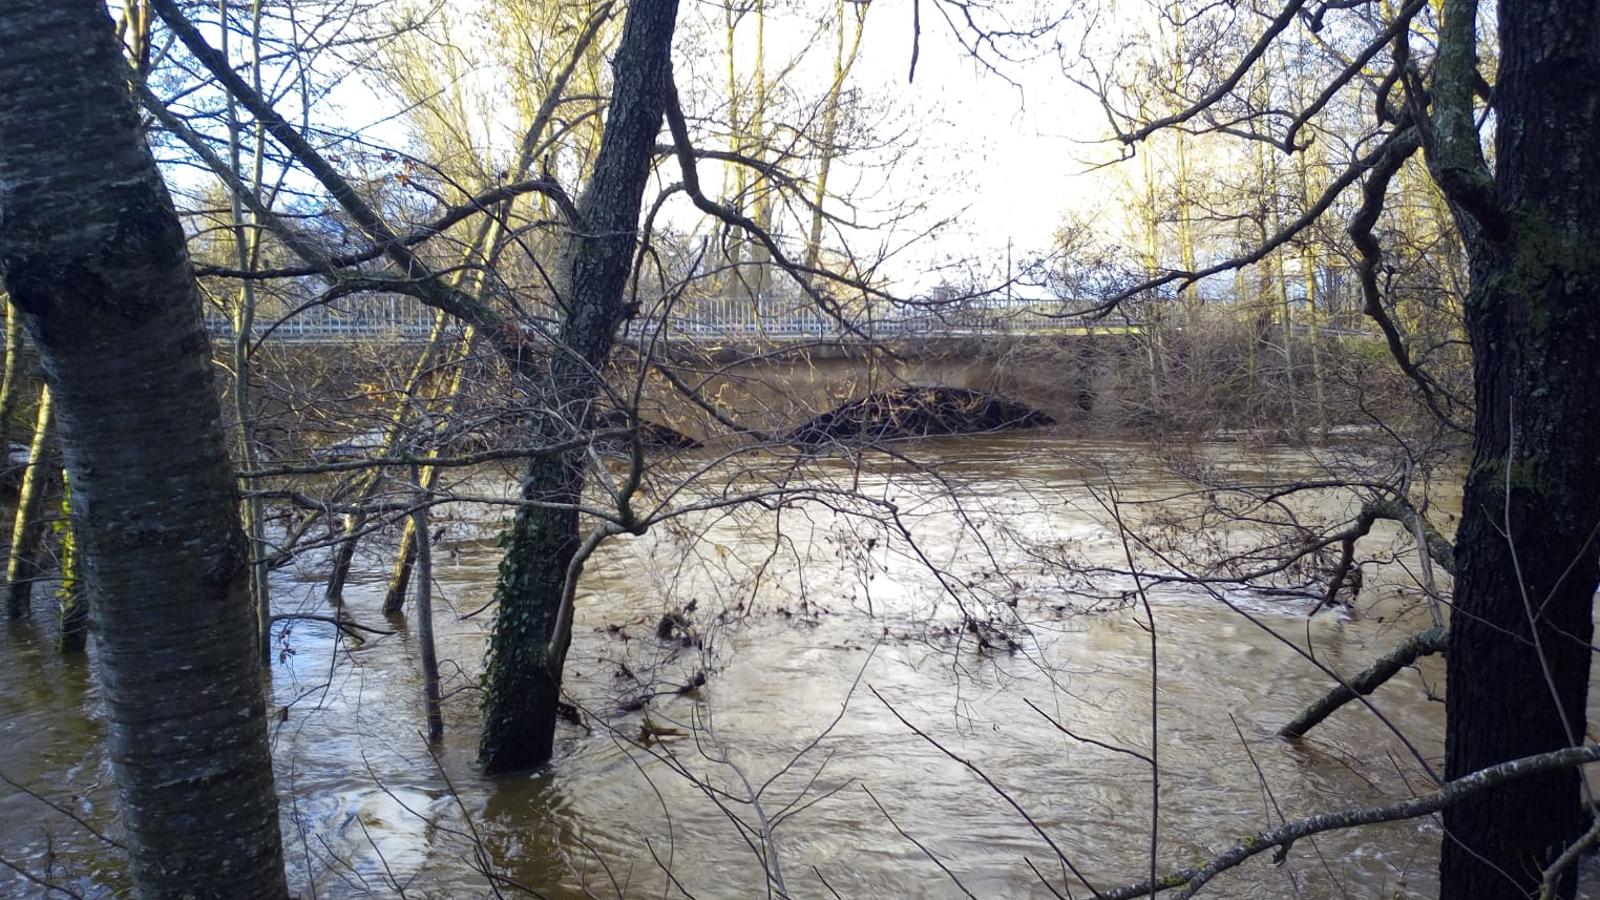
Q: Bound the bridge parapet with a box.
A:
[655,298,1140,344]
[202,299,436,344]
[9,297,1386,348]
[191,296,1141,346]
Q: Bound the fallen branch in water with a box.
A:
[1098,743,1600,899]
[269,613,395,638]
[1280,625,1448,738]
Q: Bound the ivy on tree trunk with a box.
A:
[478,0,682,773]
[1436,2,1600,898]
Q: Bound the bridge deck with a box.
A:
[190,301,1147,345]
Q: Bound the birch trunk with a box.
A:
[0,3,287,894]
[5,385,54,618]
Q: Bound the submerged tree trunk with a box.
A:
[479,0,680,773]
[6,385,53,618]
[1438,2,1600,898]
[0,3,287,896]
[56,470,86,654]
[325,315,452,605]
[411,474,443,743]
[384,331,480,614]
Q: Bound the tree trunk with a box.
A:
[1296,150,1328,437]
[722,1,745,280]
[803,0,867,274]
[411,474,443,744]
[0,3,287,896]
[6,385,53,617]
[479,0,680,773]
[220,0,272,660]
[383,525,419,616]
[0,293,22,452]
[1439,3,1600,898]
[56,470,87,655]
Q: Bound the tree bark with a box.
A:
[1438,3,1600,898]
[478,0,680,773]
[0,3,288,896]
[0,293,22,452]
[56,470,87,655]
[6,385,54,617]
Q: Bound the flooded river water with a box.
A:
[0,435,1568,898]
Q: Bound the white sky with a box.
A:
[209,0,1156,296]
[842,3,1118,246]
[668,0,1133,292]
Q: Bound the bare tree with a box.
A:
[1058,1,1600,896]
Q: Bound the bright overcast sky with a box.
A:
[303,0,1139,295]
[832,2,1120,275]
[669,0,1130,292]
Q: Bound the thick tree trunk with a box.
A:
[0,3,287,897]
[1439,3,1600,898]
[479,0,680,773]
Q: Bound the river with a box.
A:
[0,435,1560,898]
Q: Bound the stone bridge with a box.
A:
[626,334,1136,443]
[204,298,1144,444]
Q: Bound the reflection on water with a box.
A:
[0,436,1545,898]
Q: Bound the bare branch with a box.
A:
[1099,744,1600,899]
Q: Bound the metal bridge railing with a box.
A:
[203,300,437,344]
[197,297,1135,345]
[655,299,1137,343]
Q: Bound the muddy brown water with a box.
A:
[2,435,1593,898]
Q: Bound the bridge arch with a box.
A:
[785,386,1055,447]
